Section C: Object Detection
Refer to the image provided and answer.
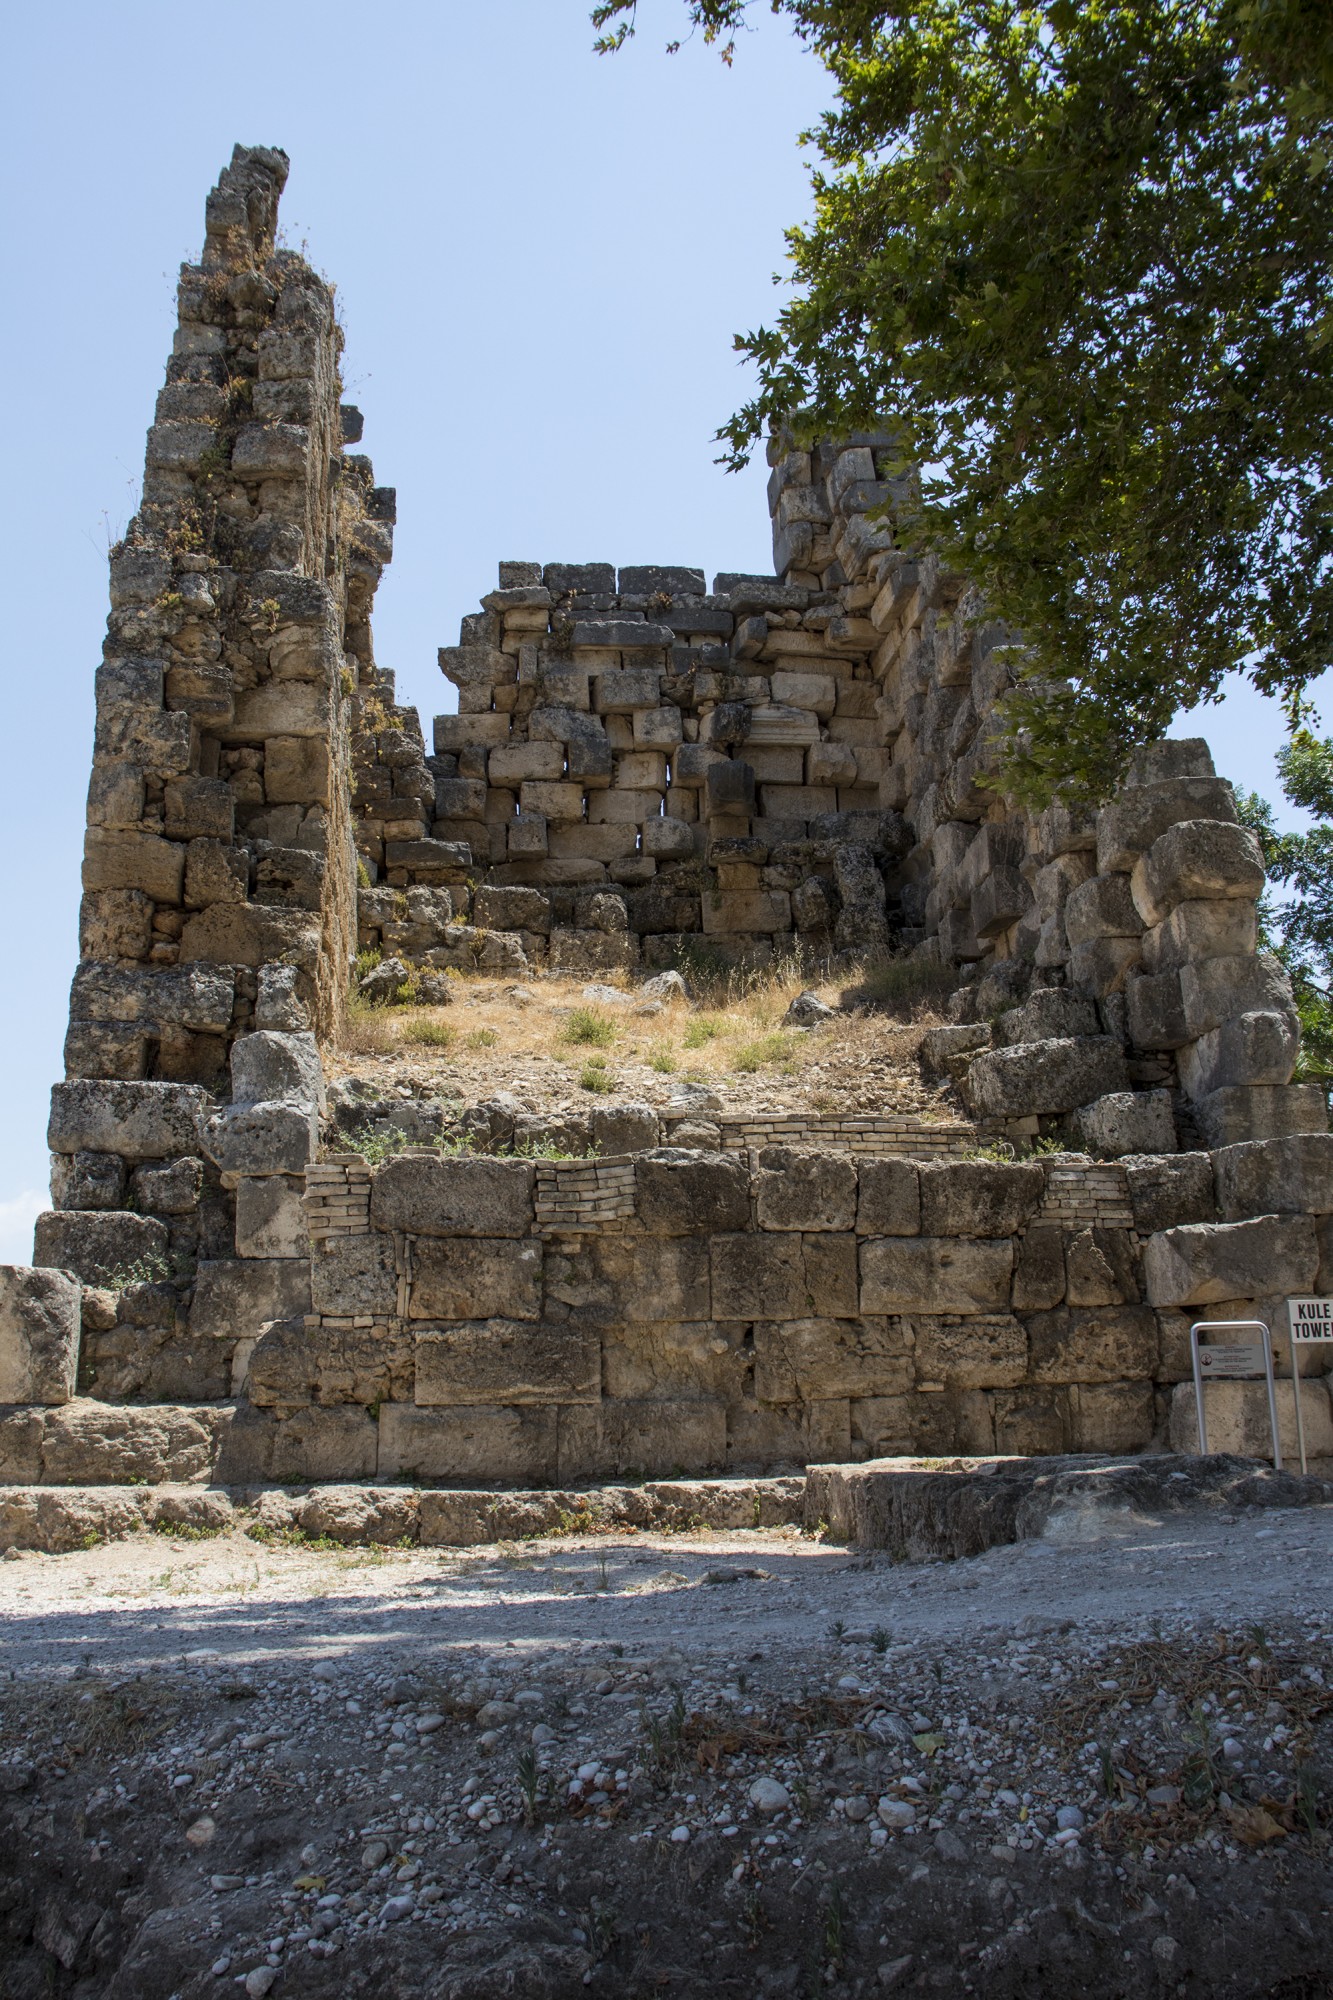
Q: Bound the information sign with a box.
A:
[1286,1300,1333,1474]
[1188,1321,1282,1470]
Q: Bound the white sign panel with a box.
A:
[1197,1343,1267,1377]
[1288,1298,1333,1343]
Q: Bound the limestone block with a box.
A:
[593,669,664,712]
[409,1238,542,1321]
[635,1152,750,1235]
[1013,1225,1067,1311]
[33,1211,168,1289]
[83,829,185,904]
[966,1037,1129,1120]
[42,1400,230,1485]
[371,1154,534,1238]
[917,1160,1045,1237]
[548,928,639,975]
[69,961,237,1033]
[1194,1084,1329,1148]
[1168,1378,1333,1461]
[589,1103,661,1155]
[1130,820,1265,927]
[79,888,154,961]
[770,671,837,717]
[188,1257,311,1338]
[1026,1304,1156,1384]
[1033,853,1095,921]
[1143,899,1258,972]
[1126,969,1189,1051]
[1213,1134,1333,1220]
[602,1321,747,1403]
[1179,1010,1300,1102]
[0,1408,44,1483]
[489,742,565,786]
[309,1233,398,1316]
[1070,1382,1156,1452]
[519,781,586,822]
[753,1316,912,1403]
[52,1151,126,1211]
[133,1156,205,1216]
[377,1403,557,1483]
[1063,874,1144,947]
[164,776,235,842]
[235,1175,307,1258]
[508,812,548,857]
[435,778,488,820]
[1076,1089,1176,1157]
[202,1101,319,1176]
[971,867,1030,940]
[596,1399,727,1477]
[1123,1152,1216,1233]
[855,1158,921,1236]
[993,1387,1072,1455]
[473,885,552,934]
[860,1237,1013,1315]
[415,1321,600,1406]
[711,1234,806,1319]
[640,817,694,860]
[912,1314,1027,1389]
[919,1025,991,1077]
[808,741,857,787]
[615,751,669,792]
[755,1146,857,1232]
[1143,1214,1318,1307]
[264,735,330,806]
[218,1405,378,1485]
[246,1317,413,1408]
[435,712,511,752]
[231,1029,322,1109]
[1180,953,1293,1040]
[438,643,516,693]
[671,742,726,788]
[802,1235,859,1315]
[1068,936,1143,996]
[587,787,664,825]
[48,1079,208,1160]
[701,890,791,936]
[384,839,472,880]
[634,707,685,749]
[0,1268,80,1404]
[549,824,636,861]
[1096,777,1238,874]
[705,759,757,814]
[549,1237,711,1322]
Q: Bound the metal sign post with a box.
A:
[1189,1321,1282,1470]
[1285,1299,1333,1476]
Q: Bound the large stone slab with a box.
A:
[1143,1214,1318,1307]
[246,1317,413,1408]
[860,1237,1013,1314]
[917,1161,1044,1236]
[0,1268,81,1404]
[409,1238,543,1321]
[309,1233,398,1316]
[414,1321,600,1406]
[1025,1305,1158,1384]
[33,1211,169,1289]
[188,1257,312,1338]
[911,1313,1027,1389]
[635,1152,750,1234]
[371,1154,535,1237]
[1169,1379,1333,1461]
[47,1080,208,1160]
[754,1147,857,1232]
[966,1038,1128,1120]
[753,1317,913,1403]
[1213,1134,1333,1221]
[377,1403,558,1483]
[1131,819,1265,926]
[855,1157,921,1235]
[40,1400,230,1484]
[202,1100,319,1175]
[592,1399,727,1478]
[1194,1084,1329,1148]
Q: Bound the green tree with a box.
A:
[594,0,1333,805]
[1237,730,1333,1086]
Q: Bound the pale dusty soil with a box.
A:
[326,973,963,1129]
[1,1504,1331,1997]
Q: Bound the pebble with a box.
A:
[1055,1806,1085,1831]
[380,1894,415,1922]
[749,1778,790,1814]
[361,1841,389,1869]
[844,1796,871,1823]
[244,1971,278,1999]
[415,1713,445,1735]
[877,1799,917,1831]
[669,1825,691,1843]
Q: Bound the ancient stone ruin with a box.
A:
[2,144,1331,1519]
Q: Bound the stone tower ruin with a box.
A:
[0,144,1330,1509]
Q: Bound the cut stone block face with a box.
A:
[47,1080,207,1160]
[133,1156,205,1216]
[371,1154,535,1237]
[310,1233,398,1316]
[409,1238,542,1321]
[230,1029,323,1108]
[917,1160,1044,1237]
[1126,970,1189,1051]
[188,1257,312,1338]
[0,1267,81,1404]
[1025,1304,1157,1384]
[415,1321,600,1406]
[1168,1378,1333,1461]
[755,1146,858,1232]
[1177,1010,1300,1100]
[1143,899,1258,972]
[203,1100,319,1176]
[602,1320,747,1403]
[1143,1214,1318,1307]
[855,1157,921,1236]
[753,1316,913,1403]
[711,1233,806,1319]
[1012,1226,1067,1311]
[860,1237,1013,1315]
[235,1175,307,1257]
[246,1317,413,1408]
[52,1151,126,1212]
[1130,819,1265,926]
[635,1153,750,1235]
[966,1037,1129,1120]
[588,1103,661,1155]
[909,1313,1026,1389]
[1071,1382,1156,1452]
[219,1405,378,1485]
[1123,1152,1216,1233]
[1213,1134,1333,1220]
[1096,776,1238,873]
[595,1399,727,1477]
[42,1400,229,1485]
[377,1404,557,1483]
[33,1211,168,1289]
[1194,1084,1329,1148]
[1063,873,1144,947]
[1180,954,1293,1041]
[1076,1090,1176,1158]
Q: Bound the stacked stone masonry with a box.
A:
[5,148,1331,1490]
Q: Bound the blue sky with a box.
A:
[0,0,1323,1261]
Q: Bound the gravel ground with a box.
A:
[1,1505,1330,1998]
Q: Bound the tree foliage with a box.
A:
[1237,729,1333,1085]
[593,1,1333,804]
